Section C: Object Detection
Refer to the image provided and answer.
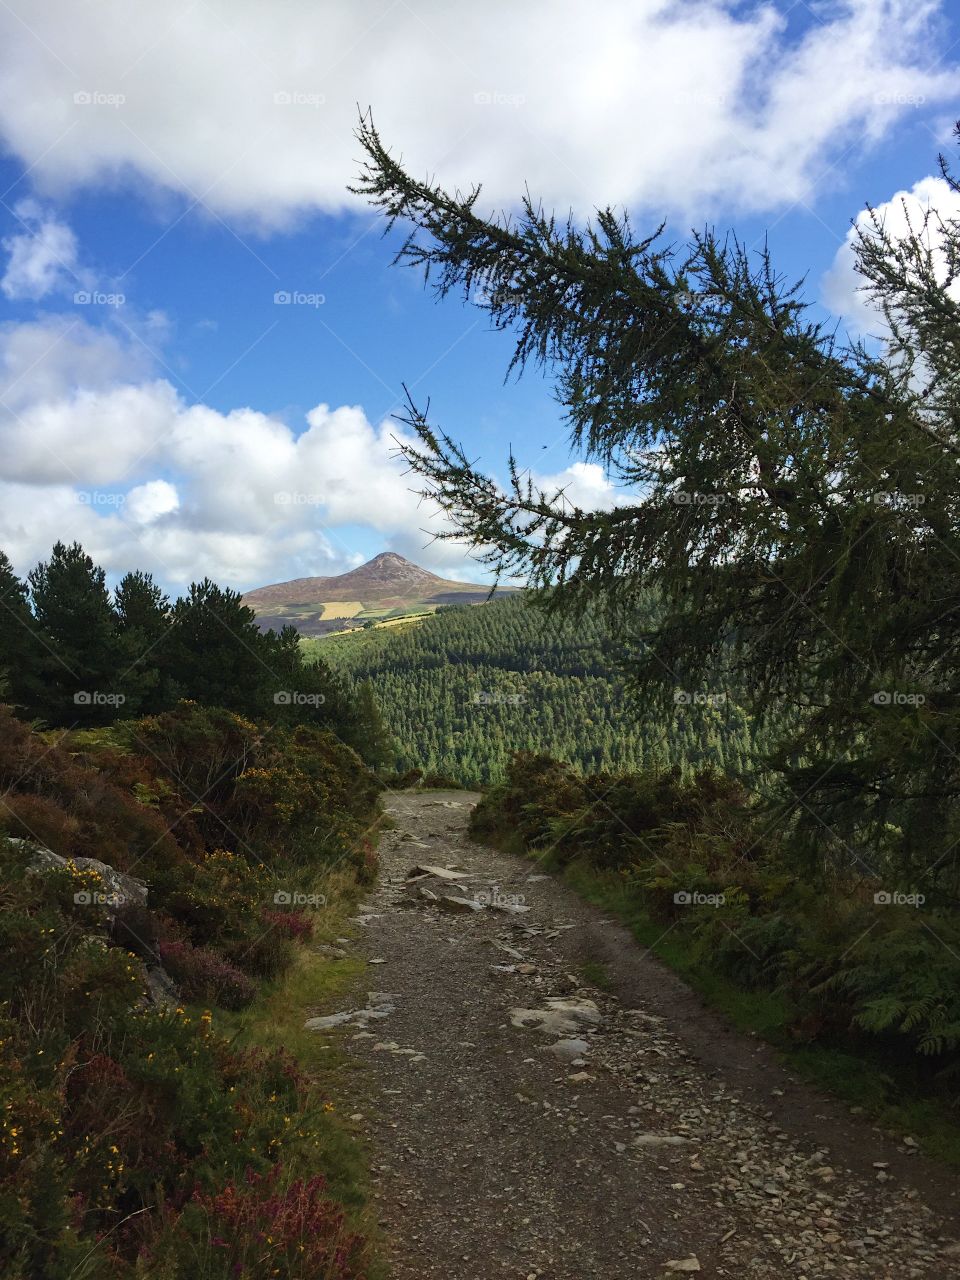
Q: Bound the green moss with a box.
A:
[578,958,613,991]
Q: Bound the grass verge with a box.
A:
[213,864,387,1276]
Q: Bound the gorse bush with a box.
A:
[124,703,379,871]
[474,752,960,1081]
[0,701,378,1277]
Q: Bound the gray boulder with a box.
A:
[16,839,149,911]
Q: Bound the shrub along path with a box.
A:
[318,791,959,1279]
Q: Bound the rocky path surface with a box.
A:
[312,791,960,1279]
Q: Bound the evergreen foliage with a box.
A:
[114,569,173,715]
[324,593,781,785]
[0,550,43,713]
[28,541,128,725]
[0,542,392,769]
[354,116,960,888]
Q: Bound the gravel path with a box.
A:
[313,791,960,1279]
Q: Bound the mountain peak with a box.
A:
[353,552,444,584]
[367,551,409,564]
[242,552,515,637]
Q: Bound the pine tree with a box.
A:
[115,569,172,714]
[116,569,169,638]
[0,550,44,715]
[261,624,376,751]
[28,542,125,725]
[166,579,269,712]
[353,115,960,887]
[350,678,393,770]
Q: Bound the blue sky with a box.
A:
[0,0,957,594]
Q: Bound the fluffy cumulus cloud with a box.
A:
[125,479,180,524]
[534,461,623,512]
[0,0,953,225]
[0,313,465,589]
[823,173,960,333]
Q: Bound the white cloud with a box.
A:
[1,199,89,300]
[0,0,953,225]
[535,461,622,512]
[125,479,179,523]
[0,315,153,412]
[0,314,466,590]
[822,173,960,332]
[0,475,349,591]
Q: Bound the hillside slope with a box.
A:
[323,593,778,784]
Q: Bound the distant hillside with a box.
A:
[323,593,780,786]
[243,552,516,636]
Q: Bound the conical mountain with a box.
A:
[242,552,515,636]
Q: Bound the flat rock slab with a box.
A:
[546,1037,590,1061]
[437,895,484,914]
[509,996,601,1037]
[305,991,399,1031]
[23,842,148,908]
[406,864,471,881]
[634,1133,690,1148]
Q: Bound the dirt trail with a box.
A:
[316,791,959,1279]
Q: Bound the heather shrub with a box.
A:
[262,908,314,942]
[173,1165,369,1279]
[0,706,186,875]
[158,939,256,1010]
[0,791,81,854]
